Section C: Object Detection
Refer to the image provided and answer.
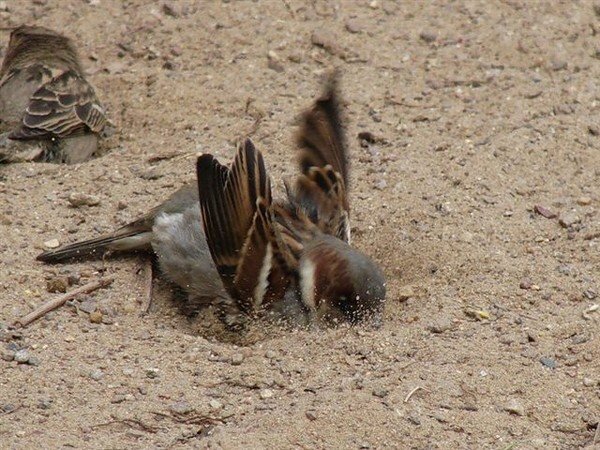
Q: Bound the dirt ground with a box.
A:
[0,1,599,449]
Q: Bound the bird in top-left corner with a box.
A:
[0,25,109,164]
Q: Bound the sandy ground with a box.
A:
[0,1,599,449]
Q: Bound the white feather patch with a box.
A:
[253,243,273,307]
[299,258,317,311]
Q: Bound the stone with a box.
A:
[540,357,557,369]
[576,196,591,206]
[14,349,29,363]
[372,388,388,398]
[68,192,101,207]
[534,205,557,219]
[209,399,223,410]
[305,410,318,421]
[397,285,415,302]
[259,389,274,400]
[44,239,60,249]
[230,353,244,366]
[504,399,525,416]
[170,401,193,415]
[428,318,453,334]
[559,213,580,228]
[89,369,104,381]
[419,30,437,43]
[345,18,364,33]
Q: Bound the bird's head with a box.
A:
[298,235,386,327]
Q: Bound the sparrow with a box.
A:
[0,25,108,164]
[37,76,386,328]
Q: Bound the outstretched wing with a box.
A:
[9,69,106,140]
[197,139,286,311]
[291,74,350,242]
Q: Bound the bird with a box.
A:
[37,76,386,328]
[0,25,108,164]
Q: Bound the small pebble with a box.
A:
[559,213,580,228]
[519,278,533,290]
[504,399,525,416]
[162,2,180,17]
[550,58,567,71]
[139,168,162,180]
[267,50,284,73]
[38,398,52,410]
[111,394,127,404]
[540,357,557,369]
[419,30,437,43]
[534,205,557,219]
[373,179,387,190]
[311,29,341,55]
[170,400,193,415]
[287,51,302,63]
[78,299,97,314]
[14,349,29,364]
[68,192,100,207]
[428,318,453,334]
[372,388,388,398]
[583,289,598,300]
[209,399,223,410]
[583,378,595,387]
[345,18,364,33]
[397,285,415,302]
[588,124,600,136]
[576,196,591,206]
[2,404,16,414]
[27,356,40,366]
[305,410,318,421]
[260,389,274,400]
[146,368,160,379]
[89,369,104,381]
[44,239,60,249]
[406,412,421,425]
[230,353,244,366]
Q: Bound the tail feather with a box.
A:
[36,230,152,263]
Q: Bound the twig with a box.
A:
[151,410,224,426]
[91,418,160,433]
[404,386,424,403]
[140,260,154,316]
[0,405,21,417]
[13,277,115,328]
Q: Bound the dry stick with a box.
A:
[13,277,115,328]
[404,386,424,403]
[140,261,153,316]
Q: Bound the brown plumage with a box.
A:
[197,76,385,326]
[0,25,107,163]
[37,75,386,328]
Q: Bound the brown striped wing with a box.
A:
[197,139,287,311]
[292,75,350,242]
[9,69,106,140]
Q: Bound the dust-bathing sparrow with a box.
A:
[37,77,386,328]
[0,25,107,164]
